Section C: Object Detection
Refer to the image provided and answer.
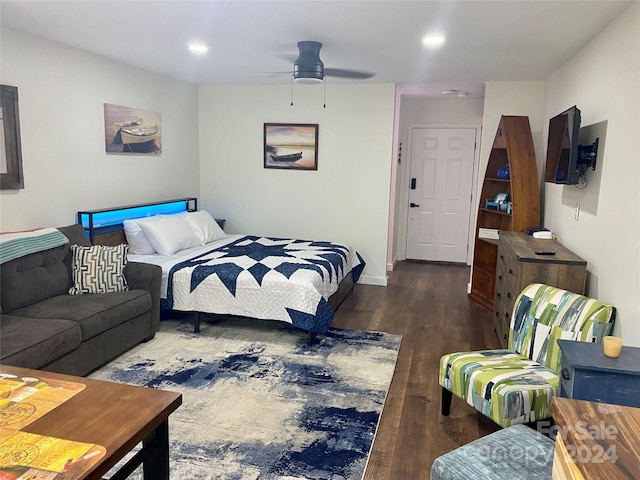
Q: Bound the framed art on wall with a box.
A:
[1,85,24,190]
[104,103,162,154]
[264,123,318,170]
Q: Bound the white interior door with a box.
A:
[406,128,476,262]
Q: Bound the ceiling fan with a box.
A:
[256,41,376,84]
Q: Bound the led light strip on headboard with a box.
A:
[77,197,197,244]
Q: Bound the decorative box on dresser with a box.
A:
[493,231,587,347]
[469,115,541,309]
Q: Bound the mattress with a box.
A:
[128,234,364,334]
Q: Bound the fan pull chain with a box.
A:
[290,74,294,106]
[323,77,327,108]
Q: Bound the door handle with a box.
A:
[410,203,420,208]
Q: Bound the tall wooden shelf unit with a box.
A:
[469,116,541,310]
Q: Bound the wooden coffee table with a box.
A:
[551,397,640,479]
[0,365,182,480]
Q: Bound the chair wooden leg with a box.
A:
[441,387,453,416]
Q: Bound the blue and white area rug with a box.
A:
[90,317,401,479]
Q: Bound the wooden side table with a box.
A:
[558,339,640,408]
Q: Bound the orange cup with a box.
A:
[603,336,623,358]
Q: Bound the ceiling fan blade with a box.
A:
[251,71,293,76]
[324,68,376,79]
[276,54,298,63]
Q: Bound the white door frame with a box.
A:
[398,123,482,264]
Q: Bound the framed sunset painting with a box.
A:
[264,123,318,170]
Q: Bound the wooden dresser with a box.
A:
[493,232,587,347]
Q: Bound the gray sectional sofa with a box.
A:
[0,224,161,376]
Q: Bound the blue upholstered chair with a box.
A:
[439,283,615,428]
[431,424,555,480]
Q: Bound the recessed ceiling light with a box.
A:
[422,34,445,48]
[188,43,208,54]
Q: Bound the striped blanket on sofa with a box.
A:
[0,228,69,264]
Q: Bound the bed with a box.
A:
[77,198,365,337]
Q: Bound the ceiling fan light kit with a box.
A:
[293,41,325,83]
[294,77,324,84]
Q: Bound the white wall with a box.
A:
[0,29,200,230]
[198,84,396,285]
[543,2,640,345]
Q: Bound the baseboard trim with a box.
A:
[358,275,388,287]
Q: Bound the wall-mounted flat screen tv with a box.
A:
[545,105,581,185]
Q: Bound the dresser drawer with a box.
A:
[497,249,522,286]
[494,249,519,348]
[472,268,495,304]
[494,276,519,307]
[493,296,512,347]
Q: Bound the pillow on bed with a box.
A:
[184,210,226,244]
[69,244,129,295]
[123,219,157,255]
[137,214,201,255]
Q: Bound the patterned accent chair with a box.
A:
[439,283,616,428]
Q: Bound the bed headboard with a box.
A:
[77,198,198,245]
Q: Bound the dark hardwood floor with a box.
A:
[332,261,502,479]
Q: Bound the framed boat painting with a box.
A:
[104,103,162,154]
[264,123,318,170]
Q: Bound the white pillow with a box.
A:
[123,219,156,254]
[137,214,201,255]
[184,210,226,244]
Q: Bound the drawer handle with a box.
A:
[561,368,570,380]
[505,312,510,319]
[507,293,512,299]
[498,275,502,281]
[508,269,514,274]
[497,292,501,298]
[503,333,508,340]
[500,255,504,260]
[496,312,500,317]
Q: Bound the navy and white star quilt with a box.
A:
[164,235,365,334]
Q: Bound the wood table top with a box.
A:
[0,365,182,479]
[551,397,640,479]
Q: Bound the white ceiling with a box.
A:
[0,0,634,98]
